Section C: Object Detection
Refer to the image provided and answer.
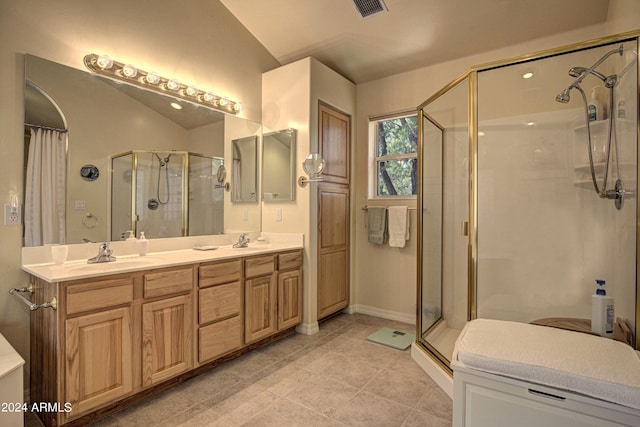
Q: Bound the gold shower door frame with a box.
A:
[416,30,640,375]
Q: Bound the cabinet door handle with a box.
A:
[528,388,566,401]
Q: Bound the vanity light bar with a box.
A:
[83,53,243,115]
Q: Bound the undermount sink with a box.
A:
[231,243,271,251]
[65,256,158,272]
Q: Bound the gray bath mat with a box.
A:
[367,328,415,350]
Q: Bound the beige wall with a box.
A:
[353,24,625,323]
[262,57,356,332]
[0,0,277,389]
[353,2,640,324]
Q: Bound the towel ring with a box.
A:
[82,212,98,229]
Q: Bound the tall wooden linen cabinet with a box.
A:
[317,102,351,320]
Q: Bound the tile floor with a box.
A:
[26,313,452,427]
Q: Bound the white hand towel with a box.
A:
[388,206,409,248]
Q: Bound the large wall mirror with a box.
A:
[23,54,262,246]
[262,128,296,201]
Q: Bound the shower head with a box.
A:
[568,66,607,82]
[555,88,571,103]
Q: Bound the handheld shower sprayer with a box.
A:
[554,44,626,210]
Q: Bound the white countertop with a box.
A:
[0,334,24,381]
[22,233,303,283]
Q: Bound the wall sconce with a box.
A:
[84,53,243,115]
[4,192,21,225]
[298,153,326,187]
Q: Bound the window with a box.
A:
[370,113,418,198]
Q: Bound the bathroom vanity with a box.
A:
[23,238,303,426]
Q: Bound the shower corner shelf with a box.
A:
[572,119,608,133]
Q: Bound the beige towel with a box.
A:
[388,206,409,248]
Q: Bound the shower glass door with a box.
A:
[476,39,638,339]
[418,76,470,368]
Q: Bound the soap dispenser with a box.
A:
[125,230,136,241]
[591,279,614,338]
[137,232,148,256]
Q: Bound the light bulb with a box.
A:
[96,55,113,70]
[122,64,137,78]
[166,79,180,91]
[233,102,243,112]
[219,96,230,107]
[202,92,215,103]
[145,72,160,85]
[185,86,198,97]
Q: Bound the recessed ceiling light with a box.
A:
[522,72,534,79]
[527,122,535,126]
[170,102,182,110]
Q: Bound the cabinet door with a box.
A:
[319,101,351,185]
[65,307,133,417]
[278,269,302,330]
[245,273,277,344]
[317,184,350,319]
[142,294,193,386]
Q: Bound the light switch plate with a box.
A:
[275,208,282,221]
[4,203,21,225]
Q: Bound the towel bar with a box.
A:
[361,205,416,211]
[9,286,57,311]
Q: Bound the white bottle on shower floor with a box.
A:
[591,279,614,338]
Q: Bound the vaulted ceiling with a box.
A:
[220,0,610,83]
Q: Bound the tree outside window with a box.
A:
[372,114,418,197]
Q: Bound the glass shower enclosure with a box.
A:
[418,33,639,373]
[111,151,225,240]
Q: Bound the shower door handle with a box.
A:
[462,221,469,236]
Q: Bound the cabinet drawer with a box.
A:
[199,316,242,363]
[66,277,133,315]
[144,267,193,299]
[199,259,242,288]
[278,250,302,271]
[199,281,241,324]
[244,255,275,279]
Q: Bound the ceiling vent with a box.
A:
[352,0,388,19]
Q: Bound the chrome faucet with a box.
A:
[88,242,116,263]
[232,234,250,248]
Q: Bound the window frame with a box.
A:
[368,111,418,200]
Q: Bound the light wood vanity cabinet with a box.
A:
[141,267,194,387]
[30,249,303,427]
[244,254,278,343]
[277,251,303,330]
[63,276,135,420]
[197,259,243,363]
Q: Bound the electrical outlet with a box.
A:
[4,203,21,225]
[275,208,282,221]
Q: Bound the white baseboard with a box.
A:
[351,304,415,325]
[411,342,453,398]
[295,321,319,335]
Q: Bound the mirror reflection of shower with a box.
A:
[111,151,225,240]
[555,44,636,210]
